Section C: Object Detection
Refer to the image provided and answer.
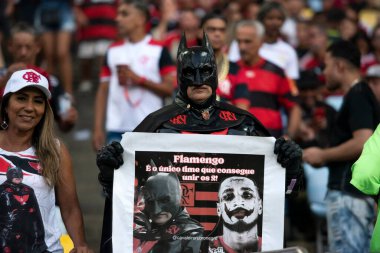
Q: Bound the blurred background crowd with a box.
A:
[1,0,380,252]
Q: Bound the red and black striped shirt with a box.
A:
[233,58,298,137]
[76,0,118,41]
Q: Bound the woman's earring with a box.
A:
[1,120,8,130]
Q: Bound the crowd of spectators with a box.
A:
[1,0,380,252]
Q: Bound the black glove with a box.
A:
[96,141,124,188]
[274,137,303,195]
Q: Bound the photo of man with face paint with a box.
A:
[209,176,262,253]
[133,172,204,253]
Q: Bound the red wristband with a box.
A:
[138,76,146,85]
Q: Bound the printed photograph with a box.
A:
[133,151,264,252]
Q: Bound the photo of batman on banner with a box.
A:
[133,172,204,253]
[96,32,303,253]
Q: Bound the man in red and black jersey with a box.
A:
[96,32,303,253]
[233,20,301,139]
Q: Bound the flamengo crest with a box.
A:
[219,111,237,121]
[23,71,41,83]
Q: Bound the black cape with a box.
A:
[134,100,270,136]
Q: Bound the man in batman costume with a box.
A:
[96,32,303,253]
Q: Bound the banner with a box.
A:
[113,132,285,252]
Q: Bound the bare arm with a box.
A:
[126,68,174,97]
[151,18,169,41]
[151,0,178,41]
[92,81,109,151]
[140,74,174,97]
[303,128,374,167]
[323,128,373,163]
[286,104,302,139]
[5,0,14,17]
[0,63,27,88]
[56,142,93,252]
[72,4,89,28]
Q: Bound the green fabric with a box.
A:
[351,124,380,252]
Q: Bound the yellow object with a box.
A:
[359,9,380,31]
[60,234,74,253]
[300,8,314,21]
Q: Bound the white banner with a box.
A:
[113,132,285,252]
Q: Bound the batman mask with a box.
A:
[142,173,181,224]
[177,32,218,107]
[6,167,23,182]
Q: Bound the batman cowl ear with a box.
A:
[149,159,158,176]
[168,172,180,184]
[168,172,182,198]
[202,31,214,57]
[177,32,188,61]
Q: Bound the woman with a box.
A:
[0,69,92,252]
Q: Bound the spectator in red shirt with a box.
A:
[299,22,329,84]
[153,8,199,62]
[233,20,301,138]
[74,0,118,92]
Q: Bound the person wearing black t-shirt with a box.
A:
[303,40,380,253]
